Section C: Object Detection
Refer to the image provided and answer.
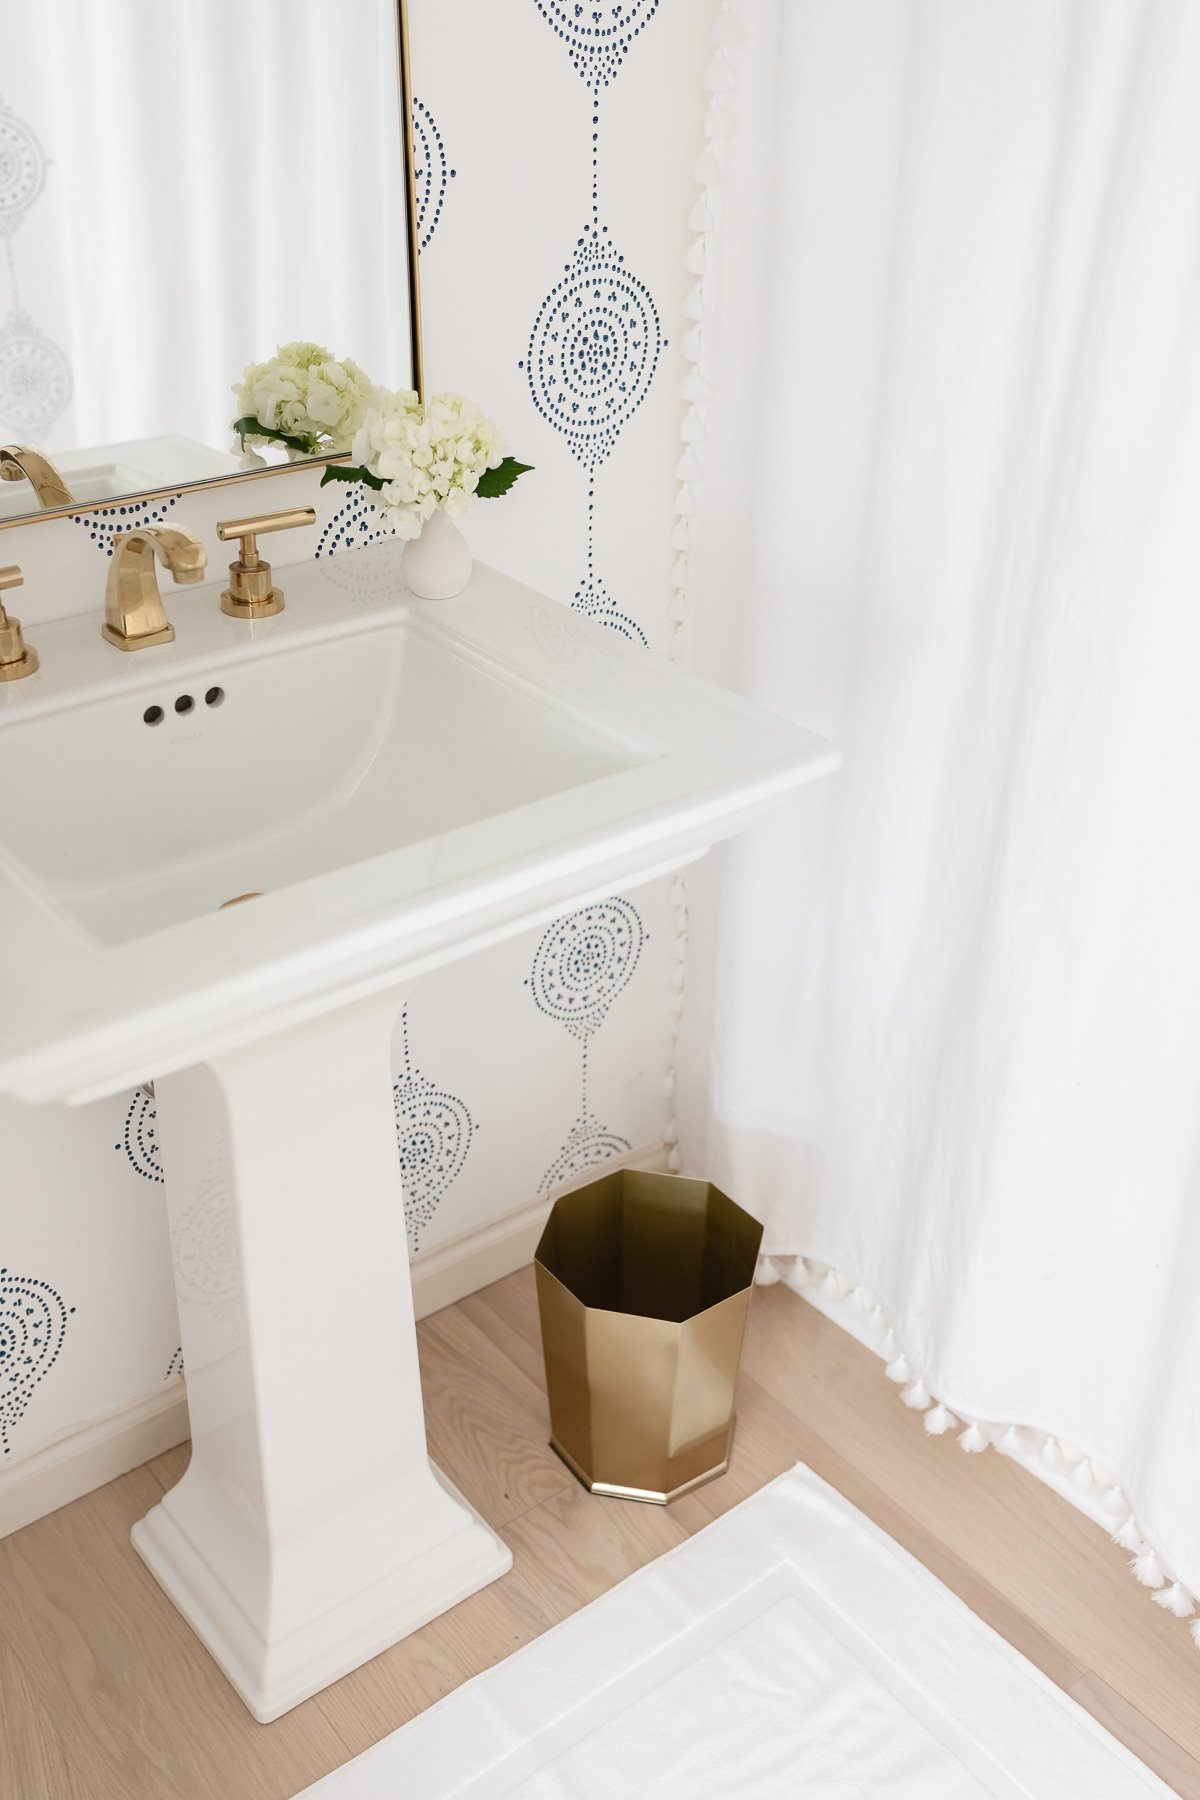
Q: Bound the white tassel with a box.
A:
[1190,1620,1200,1652]
[999,1426,1024,1456]
[674,484,694,516]
[1100,1486,1127,1517]
[880,1330,897,1360]
[1041,1436,1064,1471]
[782,1257,812,1294]
[868,1304,886,1330]
[958,1421,988,1453]
[756,1257,782,1288]
[680,410,707,444]
[679,372,712,405]
[683,282,705,323]
[705,54,736,94]
[705,99,734,138]
[885,1355,913,1385]
[669,552,690,586]
[660,1070,676,1100]
[684,239,708,276]
[662,1120,679,1146]
[1132,1549,1166,1589]
[924,1403,956,1436]
[693,147,721,185]
[681,327,702,364]
[819,1268,841,1298]
[850,1287,871,1314]
[670,518,692,551]
[1070,1457,1095,1494]
[1111,1517,1145,1554]
[675,447,703,484]
[667,1146,682,1173]
[1153,1582,1195,1619]
[712,7,744,46]
[901,1380,932,1410]
[688,194,715,233]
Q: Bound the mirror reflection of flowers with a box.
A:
[232,341,374,464]
[324,388,532,539]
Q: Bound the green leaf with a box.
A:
[232,415,322,458]
[477,457,533,500]
[319,464,386,491]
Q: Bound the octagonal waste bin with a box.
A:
[534,1169,763,1504]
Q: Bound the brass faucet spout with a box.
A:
[0,444,75,510]
[102,526,208,651]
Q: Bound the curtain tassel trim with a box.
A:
[754,1251,1200,1651]
[659,0,742,1181]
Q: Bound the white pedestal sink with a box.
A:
[0,542,837,1720]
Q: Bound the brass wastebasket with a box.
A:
[534,1169,763,1504]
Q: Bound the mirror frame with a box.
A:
[0,0,424,533]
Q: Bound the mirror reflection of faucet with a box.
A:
[0,443,75,510]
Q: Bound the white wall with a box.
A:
[0,0,715,1474]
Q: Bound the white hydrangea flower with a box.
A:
[232,342,375,456]
[350,389,506,537]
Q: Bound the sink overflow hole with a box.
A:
[174,694,194,715]
[143,704,164,726]
[205,686,225,707]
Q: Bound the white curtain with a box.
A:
[682,0,1200,1596]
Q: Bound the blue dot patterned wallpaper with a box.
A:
[0,1269,74,1457]
[519,4,664,647]
[528,898,647,1191]
[0,0,708,1466]
[393,1008,475,1251]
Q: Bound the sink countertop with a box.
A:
[0,544,838,1104]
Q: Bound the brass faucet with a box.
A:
[0,566,38,680]
[102,526,207,650]
[0,444,74,510]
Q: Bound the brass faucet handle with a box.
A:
[216,506,317,620]
[0,565,38,681]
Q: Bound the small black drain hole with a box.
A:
[174,693,195,715]
[205,686,225,708]
[143,704,164,726]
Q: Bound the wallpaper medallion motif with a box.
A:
[528,898,646,1191]
[523,1,664,646]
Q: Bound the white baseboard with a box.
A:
[0,1381,190,1542]
[410,1139,668,1320]
[0,1142,667,1541]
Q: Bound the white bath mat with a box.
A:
[299,1464,1171,1799]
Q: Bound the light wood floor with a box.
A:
[2,1271,1198,1799]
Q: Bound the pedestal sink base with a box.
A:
[136,988,514,1720]
[133,1464,510,1723]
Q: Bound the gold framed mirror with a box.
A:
[0,0,423,532]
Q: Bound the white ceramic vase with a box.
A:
[402,509,473,600]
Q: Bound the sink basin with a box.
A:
[0,539,837,1721]
[0,546,836,1105]
[1,617,643,946]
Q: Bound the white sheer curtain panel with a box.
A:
[681,0,1200,1600]
[13,0,411,453]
